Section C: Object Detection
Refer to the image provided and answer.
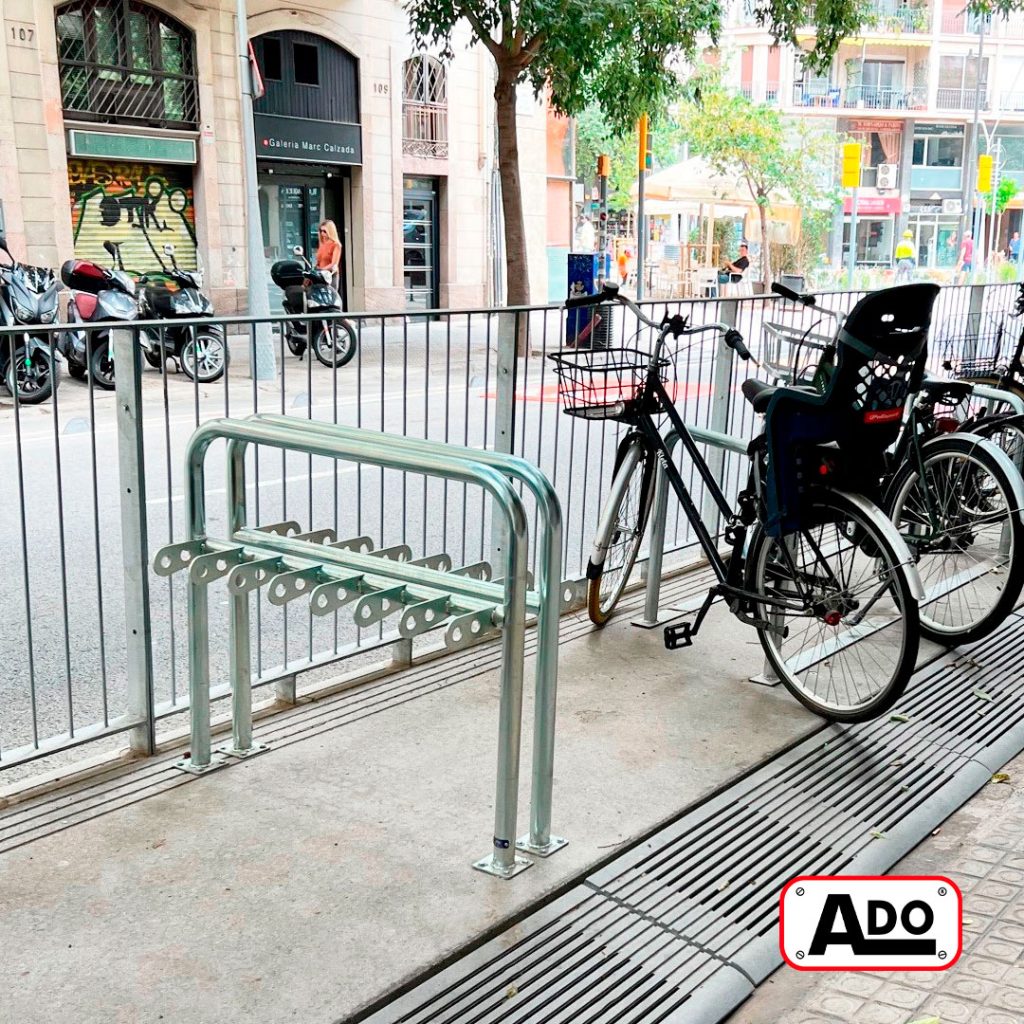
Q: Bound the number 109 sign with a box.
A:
[780,876,962,971]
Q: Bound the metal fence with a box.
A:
[0,281,1015,778]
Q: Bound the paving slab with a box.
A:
[0,586,825,1024]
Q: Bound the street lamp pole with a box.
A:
[959,17,987,250]
[235,0,275,379]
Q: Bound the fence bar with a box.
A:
[113,326,156,755]
[700,299,739,533]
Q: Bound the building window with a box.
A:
[293,42,319,86]
[403,56,448,159]
[262,37,282,81]
[912,133,963,168]
[937,55,989,110]
[55,0,199,130]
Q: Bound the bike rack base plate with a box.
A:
[471,853,533,879]
[173,754,231,776]
[515,833,568,858]
[218,742,271,759]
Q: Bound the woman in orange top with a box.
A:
[315,219,342,295]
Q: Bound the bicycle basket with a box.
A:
[548,347,669,420]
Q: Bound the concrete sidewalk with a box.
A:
[728,747,1024,1024]
[0,572,824,1024]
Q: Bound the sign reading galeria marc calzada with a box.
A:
[780,876,962,971]
[254,113,362,164]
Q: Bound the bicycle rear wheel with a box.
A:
[886,434,1024,646]
[745,491,920,722]
[586,435,656,625]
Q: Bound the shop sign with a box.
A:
[849,119,903,133]
[68,130,197,165]
[843,195,902,215]
[255,113,362,165]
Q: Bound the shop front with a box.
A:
[906,203,961,269]
[842,195,901,266]
[251,30,361,309]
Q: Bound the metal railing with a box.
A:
[936,86,988,110]
[0,282,1017,781]
[863,5,930,32]
[842,85,926,110]
[402,101,449,159]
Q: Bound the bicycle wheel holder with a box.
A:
[153,414,573,878]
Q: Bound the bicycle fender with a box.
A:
[833,489,926,602]
[926,432,1024,525]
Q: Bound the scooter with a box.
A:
[138,244,227,382]
[270,246,357,367]
[0,234,62,404]
[59,240,137,390]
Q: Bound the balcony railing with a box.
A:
[936,86,988,110]
[765,82,780,104]
[792,83,841,107]
[739,84,753,99]
[999,91,1024,113]
[942,11,1024,35]
[842,85,927,110]
[402,101,448,159]
[863,4,930,33]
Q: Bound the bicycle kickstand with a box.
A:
[663,587,720,651]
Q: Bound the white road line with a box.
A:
[146,465,360,506]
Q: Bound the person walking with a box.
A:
[316,219,342,296]
[1009,231,1021,263]
[958,232,974,284]
[894,230,916,283]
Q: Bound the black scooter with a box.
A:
[138,244,227,382]
[59,240,138,390]
[271,246,357,367]
[0,234,62,404]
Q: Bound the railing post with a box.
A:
[967,283,986,362]
[113,326,156,755]
[633,432,680,628]
[700,298,739,534]
[491,309,519,565]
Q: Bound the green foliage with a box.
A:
[574,106,683,209]
[996,176,1019,215]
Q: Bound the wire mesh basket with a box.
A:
[761,321,835,385]
[938,312,1011,379]
[548,347,669,420]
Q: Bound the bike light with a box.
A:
[38,307,57,324]
[823,610,842,626]
[935,416,960,434]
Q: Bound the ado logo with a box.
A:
[780,876,962,971]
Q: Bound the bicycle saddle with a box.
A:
[742,377,816,414]
[918,377,972,406]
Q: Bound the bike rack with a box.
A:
[152,414,571,879]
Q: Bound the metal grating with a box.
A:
[357,612,1024,1024]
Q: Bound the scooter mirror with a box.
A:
[103,240,116,257]
[0,234,7,252]
[292,245,304,257]
[163,243,175,256]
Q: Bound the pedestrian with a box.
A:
[574,213,595,252]
[316,219,342,295]
[894,230,916,283]
[1009,231,1021,263]
[721,242,750,284]
[958,233,974,284]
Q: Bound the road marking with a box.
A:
[146,465,359,506]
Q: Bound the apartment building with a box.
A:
[719,0,1024,268]
[0,0,553,314]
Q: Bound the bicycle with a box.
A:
[757,281,1024,647]
[551,282,927,722]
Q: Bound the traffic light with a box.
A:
[841,142,862,189]
[978,153,994,194]
[644,124,654,171]
[638,114,652,173]
[597,153,611,178]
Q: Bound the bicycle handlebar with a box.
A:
[770,281,815,306]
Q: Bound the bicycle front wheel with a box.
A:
[886,434,1024,646]
[745,491,920,722]
[586,435,656,625]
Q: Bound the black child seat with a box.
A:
[743,283,940,536]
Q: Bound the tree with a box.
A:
[675,78,837,286]
[996,176,1019,215]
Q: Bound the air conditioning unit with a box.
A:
[877,163,899,190]
[942,198,963,215]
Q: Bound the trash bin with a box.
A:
[778,273,805,294]
[566,253,613,349]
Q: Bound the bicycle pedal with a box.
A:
[663,622,694,650]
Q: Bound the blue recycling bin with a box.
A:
[566,253,612,348]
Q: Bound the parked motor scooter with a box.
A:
[58,240,137,390]
[270,247,357,367]
[0,234,62,404]
[138,244,227,382]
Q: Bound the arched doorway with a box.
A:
[251,30,361,309]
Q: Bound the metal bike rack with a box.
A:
[152,414,569,879]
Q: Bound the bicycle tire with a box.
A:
[886,433,1024,647]
[745,490,920,722]
[586,434,656,625]
[972,415,1024,477]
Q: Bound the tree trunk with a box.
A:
[759,202,771,289]
[494,69,530,311]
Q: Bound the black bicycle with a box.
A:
[763,281,1024,647]
[551,282,927,722]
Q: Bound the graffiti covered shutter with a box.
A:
[67,158,198,275]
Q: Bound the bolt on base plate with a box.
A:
[472,853,533,879]
[749,671,782,687]
[516,833,568,858]
[173,754,230,775]
[218,742,270,759]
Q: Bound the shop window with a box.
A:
[262,37,282,81]
[293,42,319,86]
[55,0,198,130]
[403,56,448,159]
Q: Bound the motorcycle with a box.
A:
[0,234,62,404]
[270,246,357,367]
[58,240,137,390]
[138,243,227,383]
